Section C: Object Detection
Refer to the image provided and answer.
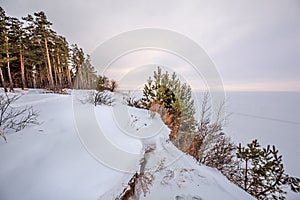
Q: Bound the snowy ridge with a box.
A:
[99,128,254,200]
[95,94,254,199]
[0,91,254,200]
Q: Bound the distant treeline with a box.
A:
[0,7,97,92]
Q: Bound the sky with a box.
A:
[1,0,300,91]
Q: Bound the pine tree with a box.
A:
[26,11,56,89]
[0,7,94,90]
[0,7,97,91]
[96,75,109,91]
[0,8,17,92]
[236,140,300,199]
[70,44,84,89]
[22,14,42,88]
[142,67,195,141]
[0,7,8,92]
[96,74,117,92]
[55,36,72,88]
[4,18,15,92]
[8,17,26,89]
[81,55,98,89]
[0,6,82,90]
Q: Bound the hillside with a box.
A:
[0,90,254,200]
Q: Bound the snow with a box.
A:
[0,90,255,200]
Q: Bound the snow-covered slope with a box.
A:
[0,90,254,200]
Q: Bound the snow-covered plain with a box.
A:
[0,90,255,199]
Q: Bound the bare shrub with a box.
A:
[183,93,239,182]
[0,93,39,142]
[136,172,154,198]
[125,96,144,109]
[109,80,118,92]
[201,134,239,180]
[184,93,225,159]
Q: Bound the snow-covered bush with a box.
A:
[94,75,117,106]
[125,95,144,109]
[94,91,113,106]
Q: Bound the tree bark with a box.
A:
[57,54,62,88]
[0,67,8,92]
[32,69,37,88]
[52,56,58,88]
[44,37,54,89]
[244,159,248,191]
[65,54,72,88]
[5,35,13,92]
[19,50,26,90]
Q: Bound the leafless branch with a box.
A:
[0,93,39,142]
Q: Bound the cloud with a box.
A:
[2,0,300,91]
[101,49,207,90]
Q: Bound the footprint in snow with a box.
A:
[175,194,202,200]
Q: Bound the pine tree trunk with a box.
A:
[32,65,37,88]
[32,71,37,88]
[64,55,72,88]
[5,35,13,92]
[77,61,83,89]
[44,37,54,89]
[0,67,8,92]
[52,56,58,89]
[19,50,26,90]
[244,159,248,191]
[6,61,13,92]
[39,65,45,88]
[57,54,62,88]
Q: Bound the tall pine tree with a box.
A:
[0,7,8,92]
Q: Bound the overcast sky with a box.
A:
[2,0,300,91]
